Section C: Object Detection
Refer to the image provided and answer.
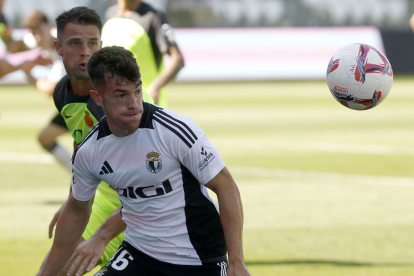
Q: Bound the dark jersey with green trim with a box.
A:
[105,2,176,70]
[53,75,104,145]
[105,2,176,108]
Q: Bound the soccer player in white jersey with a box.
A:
[40,46,251,276]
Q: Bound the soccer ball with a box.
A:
[326,43,393,110]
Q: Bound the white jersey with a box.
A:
[71,102,227,266]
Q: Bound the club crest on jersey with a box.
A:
[146,151,162,173]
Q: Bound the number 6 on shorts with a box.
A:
[110,248,134,271]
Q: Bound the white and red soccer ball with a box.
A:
[326,43,393,110]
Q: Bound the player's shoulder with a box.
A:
[137,2,168,21]
[144,103,203,149]
[105,5,118,21]
[53,75,69,112]
[71,117,106,165]
[137,2,160,15]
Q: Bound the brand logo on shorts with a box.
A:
[94,267,107,276]
[217,261,228,276]
[146,151,162,173]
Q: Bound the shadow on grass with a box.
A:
[245,260,414,267]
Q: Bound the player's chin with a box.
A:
[73,70,90,80]
[122,114,141,127]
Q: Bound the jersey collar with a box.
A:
[97,101,153,140]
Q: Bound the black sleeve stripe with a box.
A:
[156,110,198,141]
[71,124,100,164]
[154,112,196,144]
[153,116,193,148]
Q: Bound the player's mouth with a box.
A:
[124,110,142,119]
[78,63,87,70]
[124,111,138,117]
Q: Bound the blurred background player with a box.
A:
[0,0,31,77]
[20,10,71,171]
[104,0,184,107]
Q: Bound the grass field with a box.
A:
[1,78,414,275]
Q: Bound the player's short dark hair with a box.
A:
[87,46,141,86]
[23,10,48,29]
[55,7,102,41]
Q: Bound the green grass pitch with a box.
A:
[1,78,414,275]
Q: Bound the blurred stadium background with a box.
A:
[1,0,414,275]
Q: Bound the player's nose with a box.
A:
[126,93,139,108]
[80,43,90,57]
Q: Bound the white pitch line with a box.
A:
[229,166,414,187]
[0,151,55,164]
[2,151,414,187]
[215,139,414,156]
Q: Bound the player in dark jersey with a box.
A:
[40,46,251,276]
[104,0,184,107]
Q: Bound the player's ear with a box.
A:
[99,40,103,49]
[54,40,62,56]
[90,89,103,106]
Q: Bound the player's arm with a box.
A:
[2,27,29,53]
[65,204,126,276]
[40,193,94,276]
[35,79,59,96]
[205,167,251,276]
[5,39,29,53]
[20,57,58,96]
[146,44,184,103]
[146,15,184,103]
[410,14,414,32]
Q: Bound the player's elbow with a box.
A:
[66,195,94,218]
[36,80,56,96]
[177,55,185,70]
[178,59,185,73]
[169,47,185,71]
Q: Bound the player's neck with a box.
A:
[107,119,140,137]
[118,0,142,13]
[69,76,93,97]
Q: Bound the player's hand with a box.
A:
[147,86,159,105]
[48,203,65,238]
[65,236,104,276]
[227,261,251,276]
